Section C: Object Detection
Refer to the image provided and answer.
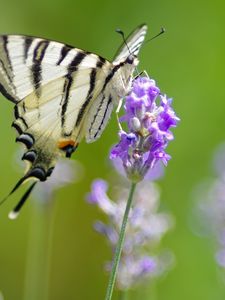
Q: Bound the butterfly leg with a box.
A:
[115,99,123,131]
[133,70,149,80]
[142,70,149,78]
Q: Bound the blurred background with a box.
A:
[0,0,225,299]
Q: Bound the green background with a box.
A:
[0,0,225,299]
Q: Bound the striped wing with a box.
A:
[0,35,112,182]
[0,35,105,102]
[85,90,114,143]
[113,24,147,64]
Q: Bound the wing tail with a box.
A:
[8,182,37,219]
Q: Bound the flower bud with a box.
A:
[130,117,141,132]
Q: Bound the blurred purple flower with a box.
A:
[87,177,174,289]
[115,255,157,289]
[87,179,116,215]
[110,76,179,182]
[195,143,225,270]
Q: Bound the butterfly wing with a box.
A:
[85,24,148,142]
[16,67,108,179]
[0,26,148,215]
[0,35,111,181]
[113,24,147,64]
[0,35,76,102]
[84,90,114,143]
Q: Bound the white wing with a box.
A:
[113,24,147,64]
[0,35,102,102]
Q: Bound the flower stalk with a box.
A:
[105,182,137,300]
[88,75,178,298]
[24,200,54,300]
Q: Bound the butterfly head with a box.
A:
[110,53,139,99]
[126,54,138,66]
[112,24,148,97]
[123,55,140,92]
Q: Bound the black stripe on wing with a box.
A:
[94,95,112,139]
[75,68,97,127]
[102,62,124,92]
[0,36,18,101]
[75,56,107,127]
[31,40,49,96]
[57,44,72,65]
[0,82,17,103]
[88,94,105,135]
[60,51,87,133]
[24,37,33,62]
[61,74,73,128]
[2,36,13,73]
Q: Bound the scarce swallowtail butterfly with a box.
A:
[0,24,147,217]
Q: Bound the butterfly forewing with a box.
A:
[113,24,147,63]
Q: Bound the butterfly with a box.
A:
[0,24,147,217]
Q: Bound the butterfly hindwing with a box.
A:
[13,62,111,181]
[85,90,114,143]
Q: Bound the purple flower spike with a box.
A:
[139,256,157,274]
[87,178,174,290]
[111,76,179,182]
[195,143,225,272]
[87,179,116,215]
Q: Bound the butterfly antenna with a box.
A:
[8,182,37,220]
[116,28,141,76]
[116,28,132,56]
[143,27,165,46]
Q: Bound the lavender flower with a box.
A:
[111,76,179,182]
[87,178,174,289]
[195,143,225,269]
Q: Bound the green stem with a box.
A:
[24,200,55,300]
[105,182,137,300]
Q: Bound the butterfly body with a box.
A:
[0,24,147,205]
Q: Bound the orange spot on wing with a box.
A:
[58,139,76,149]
